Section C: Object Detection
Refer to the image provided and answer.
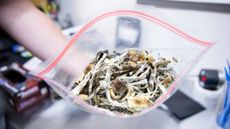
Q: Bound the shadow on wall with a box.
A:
[137,0,230,13]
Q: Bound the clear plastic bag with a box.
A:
[33,6,214,118]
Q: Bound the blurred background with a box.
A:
[0,0,230,129]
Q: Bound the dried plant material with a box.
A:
[127,96,152,112]
[71,49,177,114]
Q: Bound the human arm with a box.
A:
[0,0,90,77]
[0,0,67,60]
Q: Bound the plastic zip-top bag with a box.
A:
[33,6,214,118]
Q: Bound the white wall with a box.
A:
[58,0,136,25]
[59,0,230,75]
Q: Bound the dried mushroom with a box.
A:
[71,49,177,114]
